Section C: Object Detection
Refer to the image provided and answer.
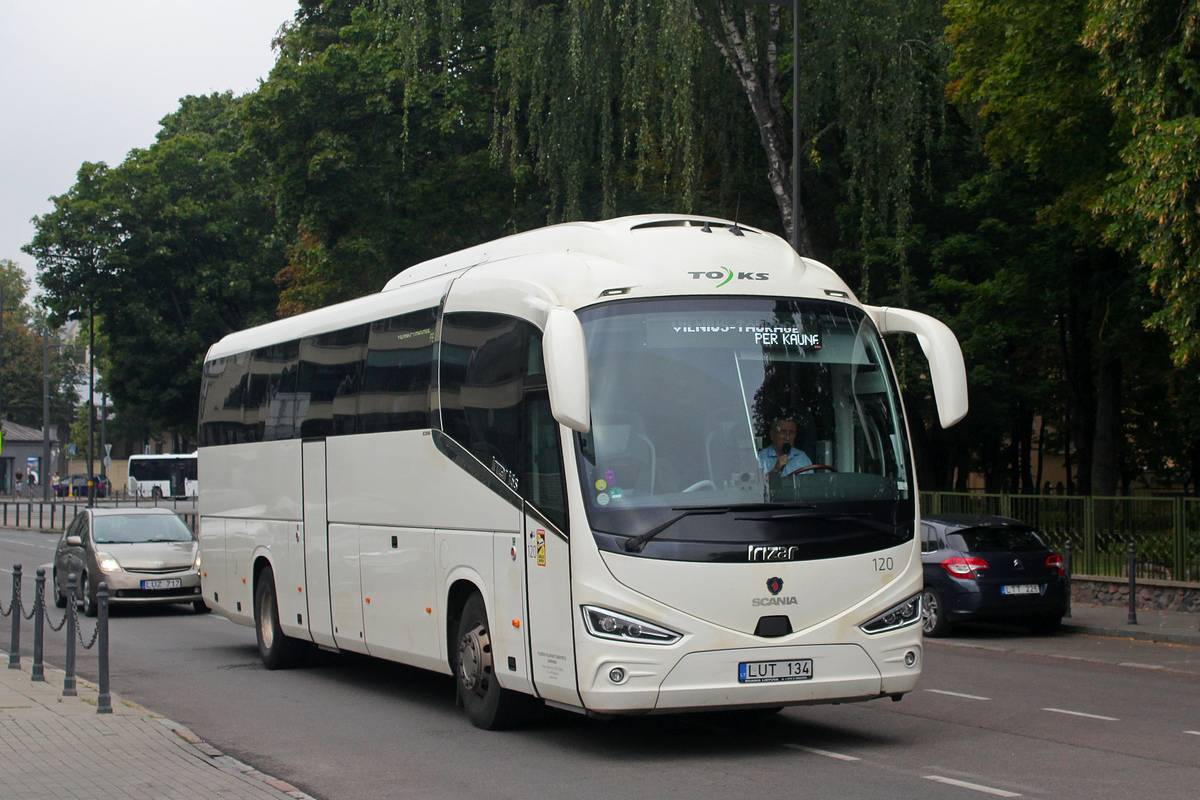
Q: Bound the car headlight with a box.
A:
[859,593,921,634]
[193,551,202,571]
[96,553,122,573]
[581,605,682,645]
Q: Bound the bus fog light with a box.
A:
[582,606,681,645]
[904,650,917,667]
[609,667,627,684]
[859,593,922,634]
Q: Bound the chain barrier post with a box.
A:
[96,581,111,714]
[9,564,22,668]
[32,569,45,681]
[1127,541,1138,626]
[63,574,77,697]
[1063,540,1073,619]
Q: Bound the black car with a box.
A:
[54,474,112,498]
[920,514,1067,636]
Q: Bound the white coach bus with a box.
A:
[197,215,967,729]
[127,452,199,499]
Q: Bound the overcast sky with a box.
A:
[1,0,299,293]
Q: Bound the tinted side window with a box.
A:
[296,326,369,438]
[199,354,250,447]
[245,340,301,442]
[360,309,436,433]
[440,313,567,530]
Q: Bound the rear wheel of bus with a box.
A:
[455,592,537,730]
[254,565,307,669]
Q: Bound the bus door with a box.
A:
[524,514,581,707]
[301,440,336,648]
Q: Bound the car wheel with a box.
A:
[920,587,951,637]
[1028,615,1062,635]
[53,571,67,609]
[455,593,537,730]
[81,575,98,618]
[254,566,307,669]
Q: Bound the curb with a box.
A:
[159,719,318,800]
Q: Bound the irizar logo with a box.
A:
[688,267,769,287]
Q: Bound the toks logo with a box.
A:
[688,267,769,287]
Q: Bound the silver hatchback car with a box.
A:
[53,508,205,616]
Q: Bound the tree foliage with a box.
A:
[27,93,283,443]
[1084,0,1200,363]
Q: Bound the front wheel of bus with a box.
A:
[255,567,306,670]
[456,593,535,730]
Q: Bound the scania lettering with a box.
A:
[197,215,968,730]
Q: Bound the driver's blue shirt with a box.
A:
[758,445,813,477]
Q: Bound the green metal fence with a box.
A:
[920,492,1200,583]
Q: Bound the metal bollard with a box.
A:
[32,569,45,682]
[1127,541,1138,626]
[1064,540,1073,619]
[9,564,22,668]
[63,574,77,697]
[96,581,111,714]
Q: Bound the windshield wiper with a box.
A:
[623,506,734,553]
[735,510,869,521]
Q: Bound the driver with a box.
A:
[758,418,813,477]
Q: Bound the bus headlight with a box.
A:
[581,606,681,645]
[859,593,921,634]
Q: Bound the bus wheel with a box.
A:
[151,487,163,500]
[254,566,306,669]
[455,593,535,730]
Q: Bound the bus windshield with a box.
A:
[575,297,914,562]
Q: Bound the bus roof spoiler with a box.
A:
[866,306,969,429]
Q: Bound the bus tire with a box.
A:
[455,593,535,730]
[254,566,306,670]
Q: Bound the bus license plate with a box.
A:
[1001,584,1040,595]
[142,579,182,590]
[739,659,813,683]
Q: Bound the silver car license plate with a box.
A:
[142,578,183,590]
[739,658,813,683]
[1001,584,1040,595]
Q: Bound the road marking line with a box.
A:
[782,743,860,761]
[924,689,991,701]
[924,775,1021,797]
[1117,662,1163,670]
[1042,707,1119,721]
[1184,731,1200,736]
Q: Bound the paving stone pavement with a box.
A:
[0,654,313,800]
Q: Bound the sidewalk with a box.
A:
[1062,601,1200,647]
[0,655,313,800]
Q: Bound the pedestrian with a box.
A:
[14,469,24,498]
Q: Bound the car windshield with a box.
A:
[950,527,1048,553]
[574,296,914,560]
[92,515,195,544]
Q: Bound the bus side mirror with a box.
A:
[866,305,969,429]
[543,307,591,432]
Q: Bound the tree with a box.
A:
[1084,0,1200,364]
[0,260,81,431]
[26,93,284,445]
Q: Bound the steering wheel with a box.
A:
[791,464,837,474]
[682,479,717,492]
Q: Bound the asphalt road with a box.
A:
[3,526,1197,800]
